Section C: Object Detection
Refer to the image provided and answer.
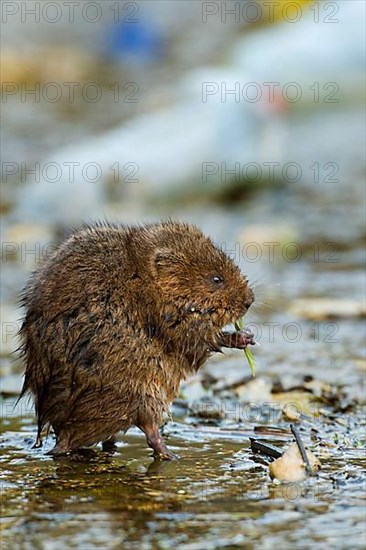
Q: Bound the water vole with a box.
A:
[19,221,254,459]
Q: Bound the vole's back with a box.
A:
[20,224,142,451]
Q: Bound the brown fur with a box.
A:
[19,221,254,458]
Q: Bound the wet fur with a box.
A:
[19,221,254,454]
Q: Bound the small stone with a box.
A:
[269,442,321,482]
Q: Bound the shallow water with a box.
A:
[1,394,365,549]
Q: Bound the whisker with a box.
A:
[247,277,264,289]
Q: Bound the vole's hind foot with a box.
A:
[153,449,179,461]
[139,422,179,461]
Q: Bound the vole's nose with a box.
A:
[244,289,254,310]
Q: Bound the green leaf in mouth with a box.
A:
[244,346,256,378]
[234,319,256,378]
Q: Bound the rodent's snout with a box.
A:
[244,288,255,311]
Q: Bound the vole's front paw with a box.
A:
[218,329,255,350]
[233,329,255,349]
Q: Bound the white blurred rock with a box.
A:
[14,68,260,223]
[288,298,366,320]
[13,2,365,223]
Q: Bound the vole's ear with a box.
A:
[153,248,182,272]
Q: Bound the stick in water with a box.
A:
[290,424,312,475]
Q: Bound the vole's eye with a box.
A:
[211,275,223,284]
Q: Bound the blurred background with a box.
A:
[1,1,365,548]
[2,0,365,369]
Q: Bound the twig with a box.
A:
[290,424,312,475]
[249,438,283,459]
